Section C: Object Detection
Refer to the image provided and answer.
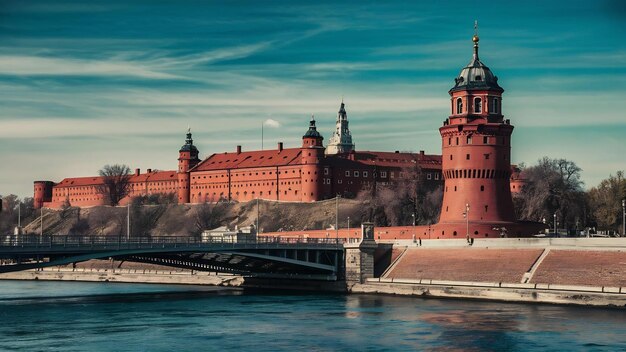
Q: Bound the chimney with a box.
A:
[134,168,140,176]
[147,168,152,173]
[420,150,425,156]
[278,142,283,152]
[236,145,242,154]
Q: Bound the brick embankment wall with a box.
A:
[385,248,543,283]
[531,250,626,287]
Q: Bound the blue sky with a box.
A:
[1,0,625,198]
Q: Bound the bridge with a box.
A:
[0,235,345,281]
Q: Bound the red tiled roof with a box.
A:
[192,148,302,172]
[55,176,104,187]
[332,151,442,169]
[55,170,177,188]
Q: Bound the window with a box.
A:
[474,97,482,113]
[467,135,472,144]
[456,137,459,145]
[448,137,451,145]
[324,168,329,175]
[483,136,488,144]
[345,171,350,177]
[492,98,499,114]
[435,173,439,180]
[450,155,453,160]
[381,171,387,178]
[427,173,432,180]
[456,98,463,114]
[485,154,490,160]
[338,179,343,184]
[353,171,359,177]
[363,171,368,178]
[466,154,470,160]
[480,185,484,191]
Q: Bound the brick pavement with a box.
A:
[531,250,626,287]
[386,248,543,283]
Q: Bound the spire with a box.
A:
[180,127,199,153]
[338,98,347,120]
[326,98,354,155]
[472,20,480,60]
[303,114,323,139]
[185,127,193,144]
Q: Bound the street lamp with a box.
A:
[40,207,44,240]
[127,203,131,241]
[465,203,470,240]
[256,197,260,236]
[553,213,557,236]
[622,199,625,237]
[412,213,416,241]
[347,216,350,238]
[335,195,339,240]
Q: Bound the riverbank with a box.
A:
[0,266,243,287]
[3,238,626,308]
[351,279,626,307]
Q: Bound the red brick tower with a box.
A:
[33,181,54,209]
[301,116,325,202]
[177,128,200,204]
[438,29,515,232]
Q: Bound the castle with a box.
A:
[33,32,538,237]
[34,100,444,209]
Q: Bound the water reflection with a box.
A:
[0,281,625,352]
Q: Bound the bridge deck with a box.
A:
[0,235,345,280]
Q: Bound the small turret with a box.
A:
[302,115,324,148]
[178,128,201,204]
[301,116,325,202]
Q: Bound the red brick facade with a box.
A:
[34,115,443,208]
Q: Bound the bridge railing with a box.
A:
[0,234,344,250]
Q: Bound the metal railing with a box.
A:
[0,234,344,251]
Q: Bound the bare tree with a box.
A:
[194,203,228,236]
[97,164,132,206]
[357,163,442,227]
[514,157,585,231]
[586,171,626,232]
[129,197,167,237]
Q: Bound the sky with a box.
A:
[1,0,625,198]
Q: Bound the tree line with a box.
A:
[514,157,625,234]
[2,159,624,235]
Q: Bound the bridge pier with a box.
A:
[344,222,377,286]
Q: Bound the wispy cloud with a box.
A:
[0,55,178,79]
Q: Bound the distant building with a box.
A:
[34,105,443,208]
[201,225,256,243]
[325,100,354,155]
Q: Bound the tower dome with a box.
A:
[450,30,503,93]
[179,127,199,153]
[303,115,323,139]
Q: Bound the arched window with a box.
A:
[492,98,499,114]
[456,98,463,114]
[474,97,482,113]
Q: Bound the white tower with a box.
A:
[326,99,355,155]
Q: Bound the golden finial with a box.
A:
[472,20,479,43]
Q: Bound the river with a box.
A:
[0,280,624,351]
